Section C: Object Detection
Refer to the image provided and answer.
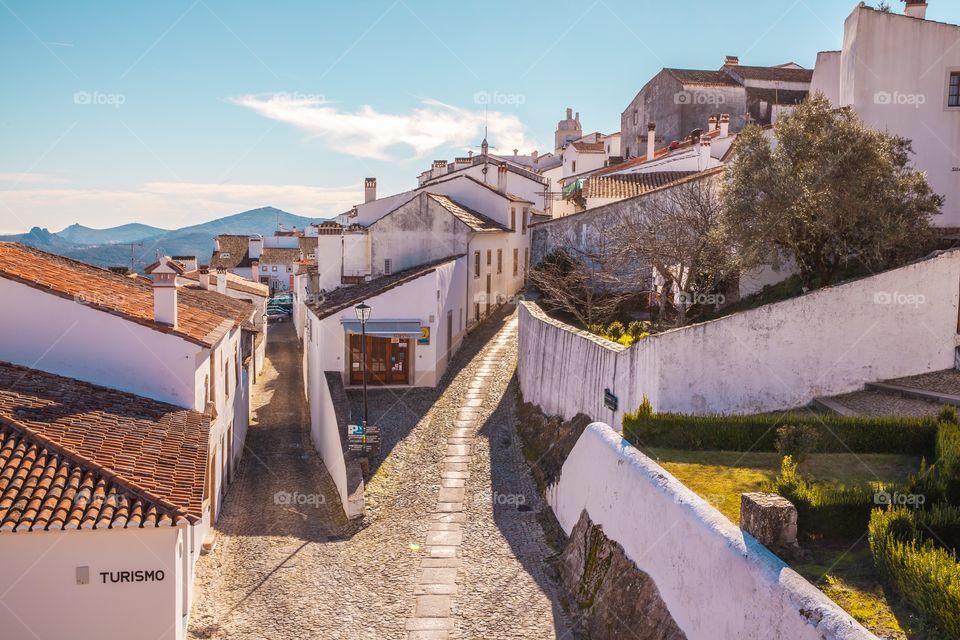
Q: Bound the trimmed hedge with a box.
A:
[869,506,960,638]
[623,404,937,456]
[764,456,877,538]
[938,421,960,504]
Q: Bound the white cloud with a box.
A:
[0,172,67,185]
[0,181,361,234]
[229,94,537,161]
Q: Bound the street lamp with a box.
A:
[354,302,371,427]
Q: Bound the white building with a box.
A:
[809,0,960,228]
[0,243,256,542]
[210,231,308,292]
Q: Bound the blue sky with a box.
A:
[2,0,959,234]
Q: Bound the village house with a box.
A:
[0,363,210,640]
[809,0,960,228]
[0,244,255,529]
[210,228,312,292]
[619,57,812,160]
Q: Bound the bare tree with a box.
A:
[531,224,636,327]
[611,172,742,325]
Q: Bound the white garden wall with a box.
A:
[520,250,960,420]
[548,423,875,640]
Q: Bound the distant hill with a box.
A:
[55,222,168,245]
[2,206,327,272]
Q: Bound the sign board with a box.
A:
[347,422,380,455]
[418,326,430,345]
[604,388,618,412]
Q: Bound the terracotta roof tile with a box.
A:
[580,171,699,199]
[665,68,739,87]
[260,248,301,264]
[209,235,252,269]
[0,243,244,347]
[180,270,269,298]
[570,142,605,153]
[725,64,813,83]
[427,194,510,232]
[0,362,210,531]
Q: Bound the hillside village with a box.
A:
[2,1,960,639]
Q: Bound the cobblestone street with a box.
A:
[188,311,570,639]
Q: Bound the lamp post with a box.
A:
[354,302,371,427]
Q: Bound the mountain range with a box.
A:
[0,207,327,272]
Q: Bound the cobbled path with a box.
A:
[187,311,569,640]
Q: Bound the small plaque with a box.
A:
[76,566,89,585]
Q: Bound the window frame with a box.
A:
[949,70,960,108]
[474,250,480,278]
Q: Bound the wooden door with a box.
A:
[349,335,410,385]
[485,274,491,315]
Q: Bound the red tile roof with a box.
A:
[180,270,269,298]
[724,64,813,83]
[665,68,739,87]
[210,235,253,269]
[0,242,242,347]
[0,362,210,531]
[427,193,510,232]
[580,171,699,200]
[570,142,605,153]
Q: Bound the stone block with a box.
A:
[740,492,798,549]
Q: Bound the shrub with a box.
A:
[605,321,625,340]
[775,424,821,463]
[937,421,960,504]
[627,320,651,340]
[938,405,958,425]
[622,409,937,456]
[870,507,960,638]
[765,457,877,538]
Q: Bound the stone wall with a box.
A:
[548,422,876,640]
[519,250,960,420]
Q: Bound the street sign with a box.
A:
[418,326,430,345]
[604,388,618,412]
[347,422,380,455]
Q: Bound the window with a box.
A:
[497,249,502,274]
[384,258,392,275]
[474,302,480,322]
[521,208,528,235]
[208,353,216,404]
[572,160,576,172]
[513,248,518,276]
[524,248,529,277]
[486,250,491,266]
[510,207,516,230]
[287,266,292,272]
[272,266,277,272]
[950,72,960,107]
[474,250,480,278]
[224,357,231,399]
[221,252,231,258]
[633,109,638,125]
[261,266,267,272]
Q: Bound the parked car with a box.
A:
[266,308,290,323]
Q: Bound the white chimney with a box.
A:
[364,177,376,203]
[215,268,227,294]
[249,235,263,260]
[904,1,927,19]
[198,267,212,290]
[531,150,538,160]
[496,164,508,193]
[146,257,181,327]
[724,55,739,66]
[708,115,718,132]
[431,160,447,179]
[700,135,712,166]
[646,122,656,160]
[719,113,730,137]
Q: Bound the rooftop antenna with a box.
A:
[471,108,496,155]
[120,242,143,273]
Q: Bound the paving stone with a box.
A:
[415,595,452,617]
[414,582,458,595]
[434,502,463,513]
[427,545,459,558]
[425,530,463,546]
[441,471,469,480]
[442,455,471,464]
[441,478,465,488]
[407,631,449,640]
[405,617,454,631]
[438,486,466,503]
[429,522,462,532]
[446,444,471,456]
[421,558,462,568]
[418,567,458,584]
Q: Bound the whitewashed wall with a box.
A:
[0,526,185,640]
[548,423,875,640]
[520,250,960,420]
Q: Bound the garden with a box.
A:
[624,400,960,640]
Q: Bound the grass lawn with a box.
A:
[641,448,937,639]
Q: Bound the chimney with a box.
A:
[145,257,180,327]
[249,235,263,260]
[566,107,572,120]
[724,55,740,66]
[497,164,508,193]
[215,268,227,294]
[646,122,656,160]
[719,113,730,137]
[364,177,377,203]
[432,159,447,179]
[531,150,538,160]
[198,266,212,290]
[708,115,719,132]
[575,111,580,123]
[700,135,712,165]
[903,1,927,19]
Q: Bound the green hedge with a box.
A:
[938,421,960,504]
[764,456,877,538]
[869,506,960,638]
[622,405,937,456]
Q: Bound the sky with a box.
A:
[2,0,959,235]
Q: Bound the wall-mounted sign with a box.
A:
[604,388,618,412]
[418,327,430,345]
[97,569,166,584]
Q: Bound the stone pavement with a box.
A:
[188,312,570,640]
